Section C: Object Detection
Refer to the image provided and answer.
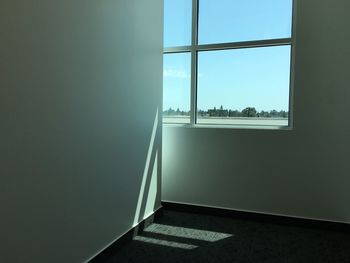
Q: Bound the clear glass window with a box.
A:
[163,53,192,124]
[198,0,293,44]
[164,0,192,47]
[163,0,294,128]
[197,46,291,126]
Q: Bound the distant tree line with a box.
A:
[163,107,191,116]
[164,106,288,118]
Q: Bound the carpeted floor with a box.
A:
[102,210,350,263]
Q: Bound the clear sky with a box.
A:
[163,0,293,112]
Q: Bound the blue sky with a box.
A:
[163,0,293,112]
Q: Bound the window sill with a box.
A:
[163,123,292,131]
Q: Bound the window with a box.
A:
[163,53,191,124]
[163,0,294,127]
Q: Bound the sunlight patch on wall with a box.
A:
[144,151,158,219]
[133,109,159,227]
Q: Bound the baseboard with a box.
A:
[162,201,350,233]
[88,207,163,263]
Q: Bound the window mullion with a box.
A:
[190,0,199,125]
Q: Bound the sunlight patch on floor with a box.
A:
[133,236,198,250]
[144,223,233,242]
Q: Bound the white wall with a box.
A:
[163,0,350,223]
[0,0,163,262]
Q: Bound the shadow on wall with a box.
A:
[133,108,162,226]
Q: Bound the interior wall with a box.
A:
[162,0,350,223]
[0,0,163,262]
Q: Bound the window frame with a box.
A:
[163,0,296,129]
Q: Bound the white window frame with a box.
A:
[163,0,297,129]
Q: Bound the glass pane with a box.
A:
[197,46,291,126]
[164,0,192,47]
[198,0,293,44]
[163,53,191,124]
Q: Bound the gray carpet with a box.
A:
[103,210,350,263]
